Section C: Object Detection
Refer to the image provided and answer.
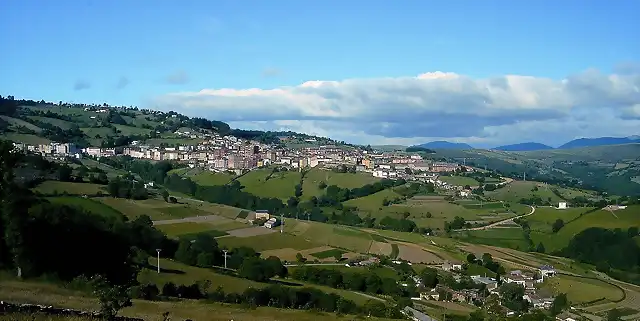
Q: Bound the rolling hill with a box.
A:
[415,141,474,150]
[493,142,554,151]
[558,136,640,149]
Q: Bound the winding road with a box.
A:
[458,205,536,231]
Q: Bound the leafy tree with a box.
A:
[90,275,132,321]
[161,190,169,202]
[607,308,623,321]
[499,283,529,312]
[420,267,439,288]
[550,293,569,316]
[536,242,546,253]
[552,219,565,233]
[466,253,477,264]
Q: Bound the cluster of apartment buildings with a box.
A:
[12,132,478,186]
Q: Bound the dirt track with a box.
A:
[152,215,224,226]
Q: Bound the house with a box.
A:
[523,294,553,309]
[539,265,557,278]
[442,261,463,272]
[505,274,526,287]
[255,210,270,220]
[402,306,438,321]
[558,201,567,209]
[420,290,439,301]
[471,276,498,291]
[263,217,280,229]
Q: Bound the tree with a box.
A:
[90,275,132,321]
[333,252,343,262]
[161,190,169,202]
[552,219,565,233]
[426,212,432,218]
[499,283,528,312]
[420,267,438,288]
[296,252,306,263]
[535,242,546,253]
[550,293,569,316]
[607,308,623,321]
[466,253,477,264]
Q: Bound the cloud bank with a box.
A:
[73,79,91,91]
[152,66,640,147]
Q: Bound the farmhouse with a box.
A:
[471,276,498,291]
[255,210,270,220]
[442,260,463,272]
[263,217,280,229]
[539,265,557,278]
[558,201,567,209]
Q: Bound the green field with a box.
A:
[343,188,402,211]
[189,170,235,186]
[484,180,563,203]
[457,228,531,250]
[301,168,380,200]
[2,133,51,145]
[28,116,74,129]
[113,124,152,136]
[544,274,625,304]
[438,175,480,187]
[47,196,123,219]
[309,248,347,259]
[525,207,594,233]
[238,168,301,200]
[217,232,321,252]
[33,181,107,195]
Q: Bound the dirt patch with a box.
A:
[396,244,444,264]
[260,248,300,261]
[227,226,278,238]
[368,241,393,256]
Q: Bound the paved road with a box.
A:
[152,215,223,226]
[458,205,536,231]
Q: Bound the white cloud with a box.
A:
[152,66,640,147]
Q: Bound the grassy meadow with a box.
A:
[33,181,106,195]
[301,168,381,200]
[237,168,301,200]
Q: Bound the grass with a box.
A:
[309,248,347,259]
[238,168,301,200]
[155,205,211,218]
[144,138,205,146]
[27,116,74,129]
[287,220,375,254]
[301,168,380,200]
[113,124,152,136]
[544,274,625,304]
[457,228,531,251]
[1,133,51,145]
[190,171,235,186]
[1,115,42,132]
[343,188,402,211]
[438,175,480,187]
[96,197,179,220]
[32,181,106,195]
[485,180,564,203]
[0,280,380,321]
[525,207,593,233]
[217,233,321,252]
[155,222,227,238]
[46,196,123,219]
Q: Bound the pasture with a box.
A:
[188,170,235,186]
[438,175,480,187]
[287,220,379,254]
[301,168,381,200]
[33,181,106,195]
[349,193,522,230]
[47,196,123,219]
[484,180,563,203]
[155,222,228,238]
[1,133,51,145]
[28,116,74,129]
[238,168,301,200]
[217,232,321,252]
[457,228,531,251]
[543,274,625,305]
[524,207,593,233]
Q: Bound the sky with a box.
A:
[1,0,639,148]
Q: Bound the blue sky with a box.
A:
[1,0,639,147]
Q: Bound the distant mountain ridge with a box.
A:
[415,141,473,150]
[493,142,554,151]
[412,136,640,151]
[558,136,640,149]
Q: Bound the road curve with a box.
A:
[458,205,536,231]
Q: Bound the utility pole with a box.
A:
[222,250,230,269]
[523,172,526,181]
[156,249,162,273]
[307,212,310,222]
[280,214,284,233]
